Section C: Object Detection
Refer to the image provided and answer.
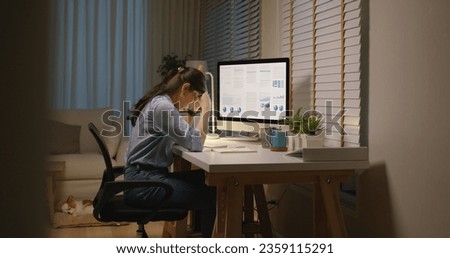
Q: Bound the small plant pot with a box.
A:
[301,131,324,148]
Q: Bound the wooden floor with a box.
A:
[47,221,166,238]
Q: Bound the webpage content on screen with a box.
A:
[219,62,287,122]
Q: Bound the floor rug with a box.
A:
[52,212,128,228]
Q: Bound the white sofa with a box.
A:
[47,108,128,209]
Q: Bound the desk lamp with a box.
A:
[185,60,219,139]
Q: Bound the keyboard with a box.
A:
[220,136,260,141]
[203,142,228,148]
[218,130,260,142]
[211,147,257,153]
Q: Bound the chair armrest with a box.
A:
[100,166,125,183]
[112,166,125,179]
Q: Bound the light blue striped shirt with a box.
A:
[125,94,203,168]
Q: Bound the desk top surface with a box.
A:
[173,140,369,173]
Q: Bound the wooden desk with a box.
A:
[173,144,369,238]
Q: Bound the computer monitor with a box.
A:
[216,58,290,134]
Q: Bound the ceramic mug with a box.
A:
[262,128,287,150]
[271,130,287,149]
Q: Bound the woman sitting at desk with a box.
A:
[124,67,216,237]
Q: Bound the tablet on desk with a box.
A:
[285,148,303,157]
[285,147,368,161]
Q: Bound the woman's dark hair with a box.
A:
[130,67,206,126]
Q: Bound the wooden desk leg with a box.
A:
[316,176,348,237]
[313,182,328,237]
[213,177,244,238]
[253,185,273,237]
[243,186,255,237]
[213,184,227,237]
[223,177,244,237]
[162,217,188,238]
[241,185,273,238]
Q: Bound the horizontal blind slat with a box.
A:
[343,89,360,99]
[316,82,341,91]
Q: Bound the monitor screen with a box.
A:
[217,58,290,126]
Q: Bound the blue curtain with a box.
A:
[50,0,148,110]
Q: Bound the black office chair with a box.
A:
[88,122,188,237]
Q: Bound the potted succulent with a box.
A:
[157,53,191,77]
[286,108,304,135]
[286,108,324,148]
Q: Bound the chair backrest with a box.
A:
[88,123,114,181]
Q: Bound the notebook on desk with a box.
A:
[287,147,368,161]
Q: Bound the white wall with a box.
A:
[356,0,450,237]
[262,0,450,237]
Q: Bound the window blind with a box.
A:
[200,0,261,78]
[281,0,361,147]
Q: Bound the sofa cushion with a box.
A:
[48,153,118,180]
[115,137,129,166]
[101,131,122,159]
[47,120,81,154]
[47,108,122,155]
